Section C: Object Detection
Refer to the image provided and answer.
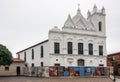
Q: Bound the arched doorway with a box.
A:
[77,59,84,66]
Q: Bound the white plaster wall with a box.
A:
[49,31,106,56]
[17,41,49,67]
[18,52,24,61]
[25,49,32,66]
[49,55,106,67]
[42,42,50,66]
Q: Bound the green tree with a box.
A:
[0,44,13,66]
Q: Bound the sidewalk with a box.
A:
[0,76,113,82]
[110,75,120,82]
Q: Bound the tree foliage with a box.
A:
[0,44,13,66]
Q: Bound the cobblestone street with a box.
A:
[0,77,113,82]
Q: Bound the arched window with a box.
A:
[99,46,103,56]
[54,42,60,54]
[78,43,84,54]
[99,22,102,31]
[77,59,84,66]
[67,42,73,54]
[32,49,34,59]
[88,43,93,55]
[41,46,44,57]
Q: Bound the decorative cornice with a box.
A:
[50,53,106,58]
[91,12,106,16]
[50,30,106,38]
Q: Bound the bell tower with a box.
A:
[87,5,106,36]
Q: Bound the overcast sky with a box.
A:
[0,0,120,57]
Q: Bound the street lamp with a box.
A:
[113,56,116,81]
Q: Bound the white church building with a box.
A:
[17,5,107,67]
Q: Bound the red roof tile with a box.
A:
[12,58,24,63]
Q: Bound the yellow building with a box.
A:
[0,58,25,76]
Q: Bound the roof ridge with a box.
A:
[16,39,49,54]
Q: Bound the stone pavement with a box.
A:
[0,76,113,82]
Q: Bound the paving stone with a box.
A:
[0,77,113,82]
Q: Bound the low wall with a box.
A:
[23,66,108,77]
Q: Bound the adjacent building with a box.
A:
[17,5,107,67]
[107,52,120,75]
[0,58,25,76]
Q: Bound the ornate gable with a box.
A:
[63,7,95,31]
[64,14,75,28]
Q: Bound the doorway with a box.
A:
[77,59,84,66]
[16,66,20,76]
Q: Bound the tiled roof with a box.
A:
[12,58,24,63]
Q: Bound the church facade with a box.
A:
[17,5,107,67]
